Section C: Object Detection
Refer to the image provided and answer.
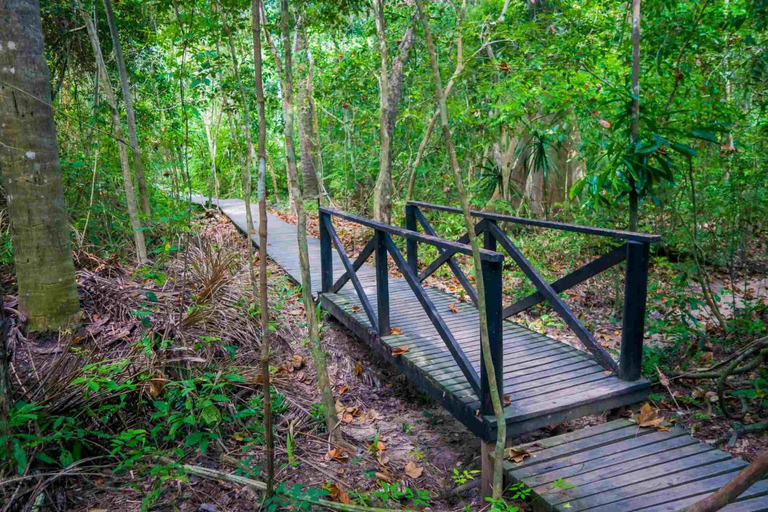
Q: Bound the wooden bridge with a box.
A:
[195,196,768,511]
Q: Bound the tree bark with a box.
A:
[628,0,640,231]
[372,1,416,223]
[683,450,768,512]
[103,0,150,216]
[78,0,147,265]
[251,0,273,496]
[219,3,258,302]
[277,0,342,446]
[294,16,319,199]
[415,0,506,500]
[0,0,82,331]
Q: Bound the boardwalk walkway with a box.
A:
[192,196,646,440]
[195,195,768,511]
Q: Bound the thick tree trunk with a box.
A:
[372,2,416,223]
[251,0,273,496]
[0,0,82,331]
[78,0,147,264]
[103,0,150,216]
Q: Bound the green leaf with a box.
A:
[691,129,719,143]
[201,405,220,424]
[145,291,158,302]
[13,440,27,474]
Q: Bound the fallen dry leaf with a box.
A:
[351,305,361,313]
[391,346,409,356]
[635,403,664,428]
[448,303,460,313]
[338,384,349,395]
[376,471,392,483]
[328,483,352,504]
[390,327,403,335]
[148,374,167,398]
[404,461,423,479]
[353,362,363,376]
[503,394,511,407]
[508,447,531,464]
[325,447,349,462]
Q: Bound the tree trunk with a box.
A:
[415,0,506,499]
[628,0,640,231]
[251,0,273,496]
[103,0,150,216]
[277,0,342,446]
[294,16,319,199]
[0,0,81,331]
[683,450,768,512]
[372,2,416,223]
[220,3,258,301]
[78,0,147,265]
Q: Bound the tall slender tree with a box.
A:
[252,0,273,496]
[274,0,342,446]
[102,0,151,216]
[77,0,148,264]
[415,0,506,500]
[628,0,641,231]
[0,0,82,331]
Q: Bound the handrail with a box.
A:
[407,200,662,244]
[319,206,504,262]
[406,201,655,382]
[318,206,500,405]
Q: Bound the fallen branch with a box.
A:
[161,458,410,512]
[682,449,768,512]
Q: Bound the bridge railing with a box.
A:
[406,200,661,382]
[318,206,506,414]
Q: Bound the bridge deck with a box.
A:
[201,197,648,440]
[502,419,768,511]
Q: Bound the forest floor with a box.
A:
[2,204,765,512]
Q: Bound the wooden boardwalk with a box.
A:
[503,419,768,511]
[197,196,766,510]
[193,196,648,440]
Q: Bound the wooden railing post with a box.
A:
[405,203,418,273]
[484,219,497,252]
[481,257,504,415]
[319,209,333,293]
[619,241,650,381]
[375,230,390,336]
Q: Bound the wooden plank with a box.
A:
[384,233,482,395]
[520,433,705,489]
[509,424,659,478]
[573,463,753,512]
[544,449,736,505]
[717,493,768,512]
[639,480,768,511]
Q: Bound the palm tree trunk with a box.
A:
[0,0,82,331]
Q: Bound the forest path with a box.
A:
[190,196,347,296]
